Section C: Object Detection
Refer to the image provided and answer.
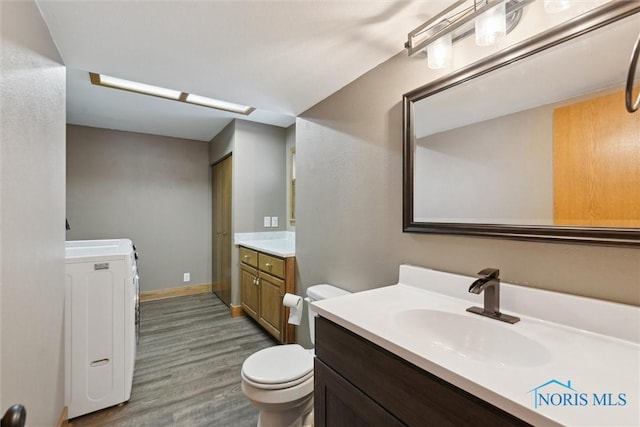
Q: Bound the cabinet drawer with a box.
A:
[258,253,285,279]
[239,247,258,268]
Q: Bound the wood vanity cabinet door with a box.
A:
[240,264,259,320]
[315,359,404,427]
[258,272,284,340]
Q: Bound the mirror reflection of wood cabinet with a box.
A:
[240,246,295,343]
[553,90,640,227]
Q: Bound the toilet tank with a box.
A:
[306,284,351,344]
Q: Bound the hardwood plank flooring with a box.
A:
[69,293,278,427]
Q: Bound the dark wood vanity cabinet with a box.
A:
[314,317,531,427]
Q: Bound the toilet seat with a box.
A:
[242,370,313,390]
[241,344,313,390]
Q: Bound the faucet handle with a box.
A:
[477,268,499,279]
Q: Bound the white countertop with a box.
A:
[311,265,639,427]
[235,231,295,258]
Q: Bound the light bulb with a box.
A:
[475,1,506,47]
[544,0,570,13]
[427,32,452,69]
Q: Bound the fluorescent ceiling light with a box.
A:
[90,72,181,100]
[185,94,255,115]
[89,72,255,115]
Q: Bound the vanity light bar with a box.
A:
[89,72,255,115]
[405,0,534,56]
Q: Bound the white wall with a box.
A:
[0,1,67,423]
[66,125,212,292]
[294,19,640,347]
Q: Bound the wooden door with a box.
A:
[240,264,259,320]
[554,90,640,227]
[258,272,284,340]
[212,155,232,305]
[314,360,404,427]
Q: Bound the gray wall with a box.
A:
[209,119,287,306]
[209,120,235,166]
[233,120,287,233]
[294,50,640,347]
[0,1,67,423]
[66,125,211,292]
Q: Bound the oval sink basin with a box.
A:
[394,309,551,367]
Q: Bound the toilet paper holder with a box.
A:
[283,293,303,325]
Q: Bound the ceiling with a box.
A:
[36,0,437,142]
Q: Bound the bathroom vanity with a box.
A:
[312,265,639,427]
[315,316,527,426]
[237,232,296,343]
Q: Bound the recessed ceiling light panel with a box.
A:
[89,72,181,100]
[185,94,255,115]
[89,72,255,115]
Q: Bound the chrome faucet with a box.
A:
[466,268,520,324]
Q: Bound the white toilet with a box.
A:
[241,284,351,427]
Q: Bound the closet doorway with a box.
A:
[211,154,232,306]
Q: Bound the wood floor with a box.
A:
[69,292,277,427]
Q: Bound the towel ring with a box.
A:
[625,33,640,113]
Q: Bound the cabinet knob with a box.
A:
[265,263,272,269]
[244,254,250,259]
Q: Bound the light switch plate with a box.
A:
[264,216,271,227]
[183,272,190,282]
[271,216,279,227]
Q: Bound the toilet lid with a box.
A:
[242,344,313,386]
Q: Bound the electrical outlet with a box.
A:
[271,216,279,227]
[183,272,190,282]
[264,216,271,227]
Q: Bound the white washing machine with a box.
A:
[65,239,138,418]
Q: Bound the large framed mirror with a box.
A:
[403,1,640,246]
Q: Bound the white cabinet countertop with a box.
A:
[311,264,639,427]
[235,231,295,258]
